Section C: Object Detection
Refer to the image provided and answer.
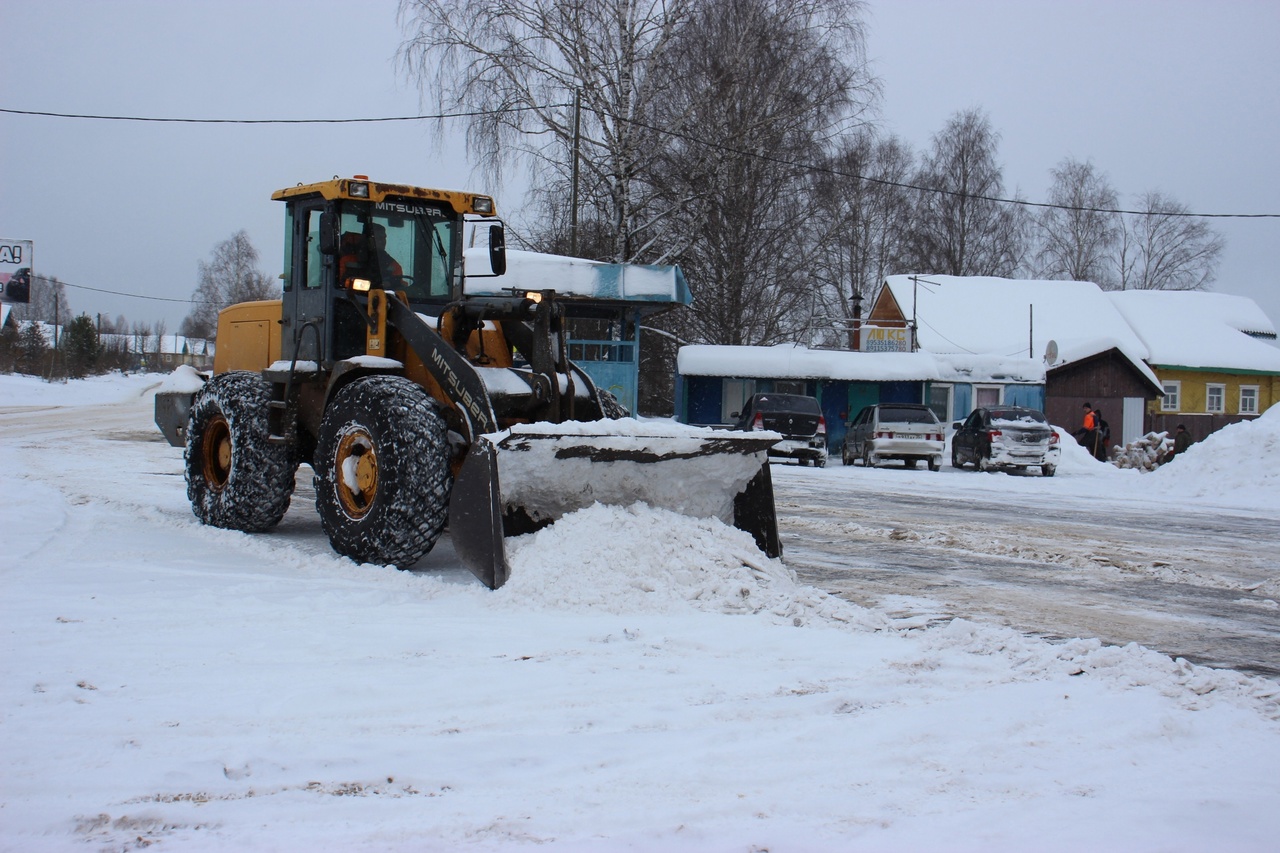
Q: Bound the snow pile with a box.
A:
[1150,407,1280,500]
[0,370,161,406]
[1111,430,1173,471]
[501,502,888,630]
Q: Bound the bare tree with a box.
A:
[1033,158,1121,288]
[808,129,915,347]
[186,230,276,335]
[398,0,690,263]
[651,0,877,345]
[1116,191,1224,291]
[905,109,1026,277]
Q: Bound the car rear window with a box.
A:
[753,394,820,414]
[877,406,939,424]
[990,408,1046,424]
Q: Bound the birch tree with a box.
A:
[905,109,1026,278]
[185,230,275,336]
[1117,191,1224,291]
[398,0,690,263]
[1033,158,1121,288]
[649,0,876,346]
[808,129,914,348]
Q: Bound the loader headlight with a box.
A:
[350,278,372,292]
[348,181,370,199]
[524,290,542,304]
[472,195,494,215]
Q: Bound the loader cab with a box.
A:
[275,177,503,366]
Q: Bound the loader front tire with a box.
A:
[314,376,451,569]
[186,371,296,532]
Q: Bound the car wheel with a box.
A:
[977,453,992,473]
[842,446,851,466]
[951,445,963,469]
[905,458,918,469]
[1042,463,1056,477]
[928,456,941,472]
[863,447,876,469]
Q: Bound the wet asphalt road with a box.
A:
[773,474,1280,679]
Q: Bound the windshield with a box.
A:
[878,406,939,424]
[752,394,820,414]
[990,408,1046,424]
[339,199,457,303]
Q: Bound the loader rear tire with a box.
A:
[185,371,296,532]
[314,376,451,569]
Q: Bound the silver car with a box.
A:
[842,404,945,471]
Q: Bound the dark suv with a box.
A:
[732,393,827,467]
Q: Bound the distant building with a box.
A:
[874,275,1162,443]
[674,344,1044,451]
[1109,290,1280,442]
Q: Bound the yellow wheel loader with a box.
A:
[155,176,781,588]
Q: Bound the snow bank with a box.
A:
[501,502,888,630]
[1149,407,1280,500]
[0,371,163,406]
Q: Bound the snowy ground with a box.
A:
[2,372,1279,851]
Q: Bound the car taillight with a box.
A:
[752,412,764,430]
[875,430,893,439]
[987,429,1002,442]
[817,415,827,435]
[1049,431,1060,445]
[931,433,944,442]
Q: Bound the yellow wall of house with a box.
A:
[1149,367,1279,416]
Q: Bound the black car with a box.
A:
[951,406,1061,476]
[732,392,828,467]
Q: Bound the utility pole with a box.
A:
[569,88,581,257]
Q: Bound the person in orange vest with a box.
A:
[1077,402,1099,454]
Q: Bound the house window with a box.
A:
[773,380,806,395]
[1240,386,1259,415]
[975,385,1001,409]
[1206,383,1225,414]
[1160,381,1180,412]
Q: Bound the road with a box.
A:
[5,388,1277,680]
[773,465,1280,679]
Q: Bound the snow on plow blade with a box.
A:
[448,423,782,589]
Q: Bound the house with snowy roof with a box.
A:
[465,247,691,415]
[873,275,1163,443]
[1108,290,1280,441]
[673,343,1045,451]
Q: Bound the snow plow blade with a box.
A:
[448,425,782,589]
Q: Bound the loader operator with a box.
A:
[339,223,404,290]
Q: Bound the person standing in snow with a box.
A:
[1076,402,1100,457]
[1167,424,1192,461]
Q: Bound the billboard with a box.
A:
[1,239,33,304]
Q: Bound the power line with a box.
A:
[54,278,211,305]
[7,103,1276,218]
[614,115,1280,220]
[0,104,568,124]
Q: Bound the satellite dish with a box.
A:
[1044,340,1059,364]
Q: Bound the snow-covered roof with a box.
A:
[1109,290,1280,373]
[882,274,1149,360]
[678,344,921,382]
[882,274,1160,388]
[464,248,692,305]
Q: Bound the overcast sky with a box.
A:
[2,0,1277,336]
